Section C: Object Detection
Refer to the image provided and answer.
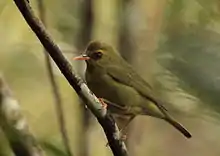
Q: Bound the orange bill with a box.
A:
[73,54,90,60]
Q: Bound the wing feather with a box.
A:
[106,60,168,115]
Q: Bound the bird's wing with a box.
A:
[106,60,192,138]
[106,62,168,115]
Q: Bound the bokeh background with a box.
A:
[1,0,220,156]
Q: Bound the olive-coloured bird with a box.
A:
[74,41,192,138]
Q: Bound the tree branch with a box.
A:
[0,75,45,156]
[37,1,73,156]
[12,1,128,156]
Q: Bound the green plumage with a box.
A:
[80,41,191,138]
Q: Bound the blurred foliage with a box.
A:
[41,141,68,156]
[158,0,220,115]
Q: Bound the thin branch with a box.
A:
[12,1,128,156]
[37,1,73,156]
[0,75,45,156]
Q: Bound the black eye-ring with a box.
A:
[92,51,103,60]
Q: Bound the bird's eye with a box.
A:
[92,51,103,60]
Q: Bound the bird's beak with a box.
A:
[73,54,90,61]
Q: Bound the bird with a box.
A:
[73,41,192,139]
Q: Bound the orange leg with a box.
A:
[98,98,108,109]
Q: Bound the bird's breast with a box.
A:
[85,70,142,111]
[86,70,118,102]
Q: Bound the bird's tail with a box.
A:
[165,117,192,138]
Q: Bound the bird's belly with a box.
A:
[87,74,142,115]
[87,79,128,105]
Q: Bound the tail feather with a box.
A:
[165,117,192,138]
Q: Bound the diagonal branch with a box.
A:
[37,1,73,156]
[12,1,128,156]
[0,75,45,156]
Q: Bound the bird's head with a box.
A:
[73,41,119,68]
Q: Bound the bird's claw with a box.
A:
[98,98,108,109]
[105,132,127,147]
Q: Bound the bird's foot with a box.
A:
[105,132,127,147]
[120,134,127,141]
[98,98,108,109]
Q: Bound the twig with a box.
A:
[12,1,128,156]
[0,75,45,156]
[37,1,73,156]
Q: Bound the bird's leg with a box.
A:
[98,98,108,109]
[105,115,135,147]
[102,98,128,110]
[99,98,130,111]
[119,115,135,140]
[101,99,135,139]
